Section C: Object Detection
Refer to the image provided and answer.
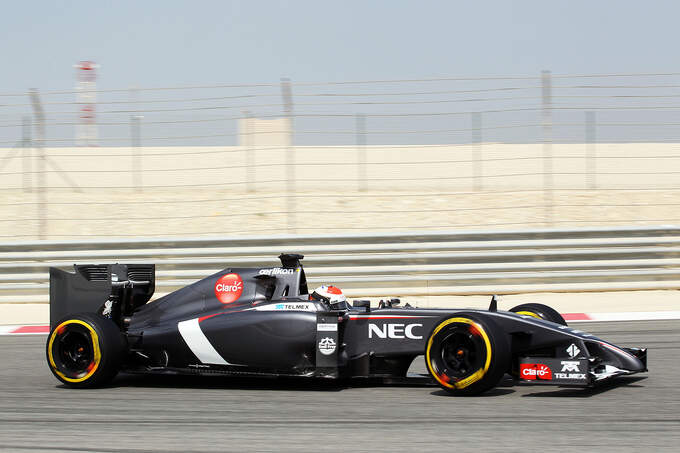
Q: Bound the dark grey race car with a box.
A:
[46,254,647,395]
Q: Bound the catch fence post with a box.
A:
[29,89,47,239]
[586,111,596,190]
[542,70,553,226]
[472,112,482,191]
[22,116,32,193]
[356,113,367,192]
[130,87,142,193]
[281,78,295,233]
[243,110,255,193]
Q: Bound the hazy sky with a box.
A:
[2,1,679,147]
[1,0,677,91]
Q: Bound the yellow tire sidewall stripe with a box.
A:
[515,310,543,320]
[426,317,493,390]
[48,319,101,383]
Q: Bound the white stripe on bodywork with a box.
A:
[178,318,229,365]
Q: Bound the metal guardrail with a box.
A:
[1,225,680,304]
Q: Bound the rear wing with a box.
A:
[49,264,155,330]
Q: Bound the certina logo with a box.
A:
[318,337,336,355]
[368,323,423,340]
[520,363,553,380]
[214,273,244,304]
[561,361,581,372]
[258,268,295,276]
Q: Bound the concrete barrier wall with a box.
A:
[3,142,680,191]
[1,226,680,306]
[1,143,679,239]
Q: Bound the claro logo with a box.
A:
[214,273,244,304]
[520,363,553,380]
[368,323,423,339]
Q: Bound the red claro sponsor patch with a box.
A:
[214,273,243,304]
[520,363,553,380]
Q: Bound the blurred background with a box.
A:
[3,70,680,239]
[2,1,680,240]
[2,0,680,310]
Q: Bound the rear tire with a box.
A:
[46,313,125,388]
[509,303,567,326]
[425,313,510,396]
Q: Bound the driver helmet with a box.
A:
[310,285,348,309]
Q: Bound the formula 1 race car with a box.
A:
[46,254,648,395]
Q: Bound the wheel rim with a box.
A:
[439,330,483,380]
[48,320,101,383]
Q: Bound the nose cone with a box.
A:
[600,342,647,372]
[624,347,648,371]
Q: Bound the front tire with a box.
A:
[509,303,567,326]
[425,313,510,396]
[46,313,125,388]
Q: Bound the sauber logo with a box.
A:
[368,323,423,340]
[214,273,244,304]
[520,363,553,380]
[566,344,581,358]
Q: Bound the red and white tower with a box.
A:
[74,61,99,146]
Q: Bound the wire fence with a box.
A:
[1,70,680,239]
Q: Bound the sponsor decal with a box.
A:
[318,337,336,355]
[276,303,311,310]
[317,323,338,332]
[554,360,586,379]
[554,372,587,380]
[258,268,295,276]
[566,344,581,358]
[102,300,113,316]
[368,323,423,339]
[252,302,318,312]
[520,363,553,380]
[561,361,581,372]
[214,273,244,304]
[520,358,589,383]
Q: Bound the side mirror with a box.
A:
[353,300,370,312]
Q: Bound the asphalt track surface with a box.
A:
[0,320,678,453]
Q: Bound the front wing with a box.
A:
[518,347,647,387]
